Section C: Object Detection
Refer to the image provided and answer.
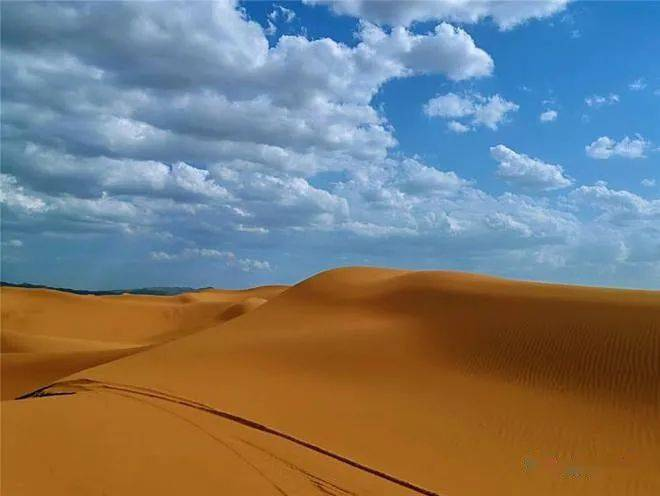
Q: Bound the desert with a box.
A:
[2,267,659,495]
[2,1,659,494]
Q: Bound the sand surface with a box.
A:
[1,268,659,495]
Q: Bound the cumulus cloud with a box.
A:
[358,22,494,81]
[330,155,578,252]
[570,181,660,220]
[641,178,656,188]
[305,0,568,30]
[2,2,492,175]
[585,93,620,108]
[209,167,350,229]
[490,145,572,191]
[424,92,518,131]
[585,136,650,159]
[1,1,493,237]
[539,109,558,122]
[3,143,231,201]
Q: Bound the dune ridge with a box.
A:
[2,267,659,495]
[290,268,660,407]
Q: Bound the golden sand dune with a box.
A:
[1,268,659,495]
[0,285,287,400]
[1,286,287,345]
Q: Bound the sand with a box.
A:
[0,286,286,400]
[1,268,658,495]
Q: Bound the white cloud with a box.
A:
[211,166,351,229]
[424,92,518,131]
[330,154,577,248]
[447,121,470,133]
[490,145,572,191]
[585,93,620,108]
[629,78,647,91]
[539,109,558,122]
[269,4,296,23]
[585,136,650,160]
[472,95,519,129]
[305,0,569,30]
[570,181,660,219]
[169,162,230,200]
[6,143,231,201]
[237,225,269,234]
[424,93,475,118]
[2,239,23,248]
[150,248,271,272]
[0,174,50,214]
[150,251,177,261]
[641,178,656,188]
[238,258,272,272]
[265,4,297,36]
[358,22,494,81]
[394,158,470,194]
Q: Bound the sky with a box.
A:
[1,0,659,290]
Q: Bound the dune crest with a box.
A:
[2,268,659,495]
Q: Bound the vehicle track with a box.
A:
[19,378,443,496]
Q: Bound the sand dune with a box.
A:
[0,285,287,400]
[1,268,659,495]
[1,286,287,345]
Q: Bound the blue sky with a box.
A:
[1,1,659,289]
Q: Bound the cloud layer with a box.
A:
[1,0,658,289]
[585,136,651,160]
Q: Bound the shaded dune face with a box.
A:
[295,268,660,407]
[218,297,269,321]
[1,268,659,495]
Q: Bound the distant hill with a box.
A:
[0,281,209,296]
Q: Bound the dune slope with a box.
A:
[2,268,659,495]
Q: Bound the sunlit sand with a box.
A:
[2,268,658,495]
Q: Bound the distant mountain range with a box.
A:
[0,281,209,296]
